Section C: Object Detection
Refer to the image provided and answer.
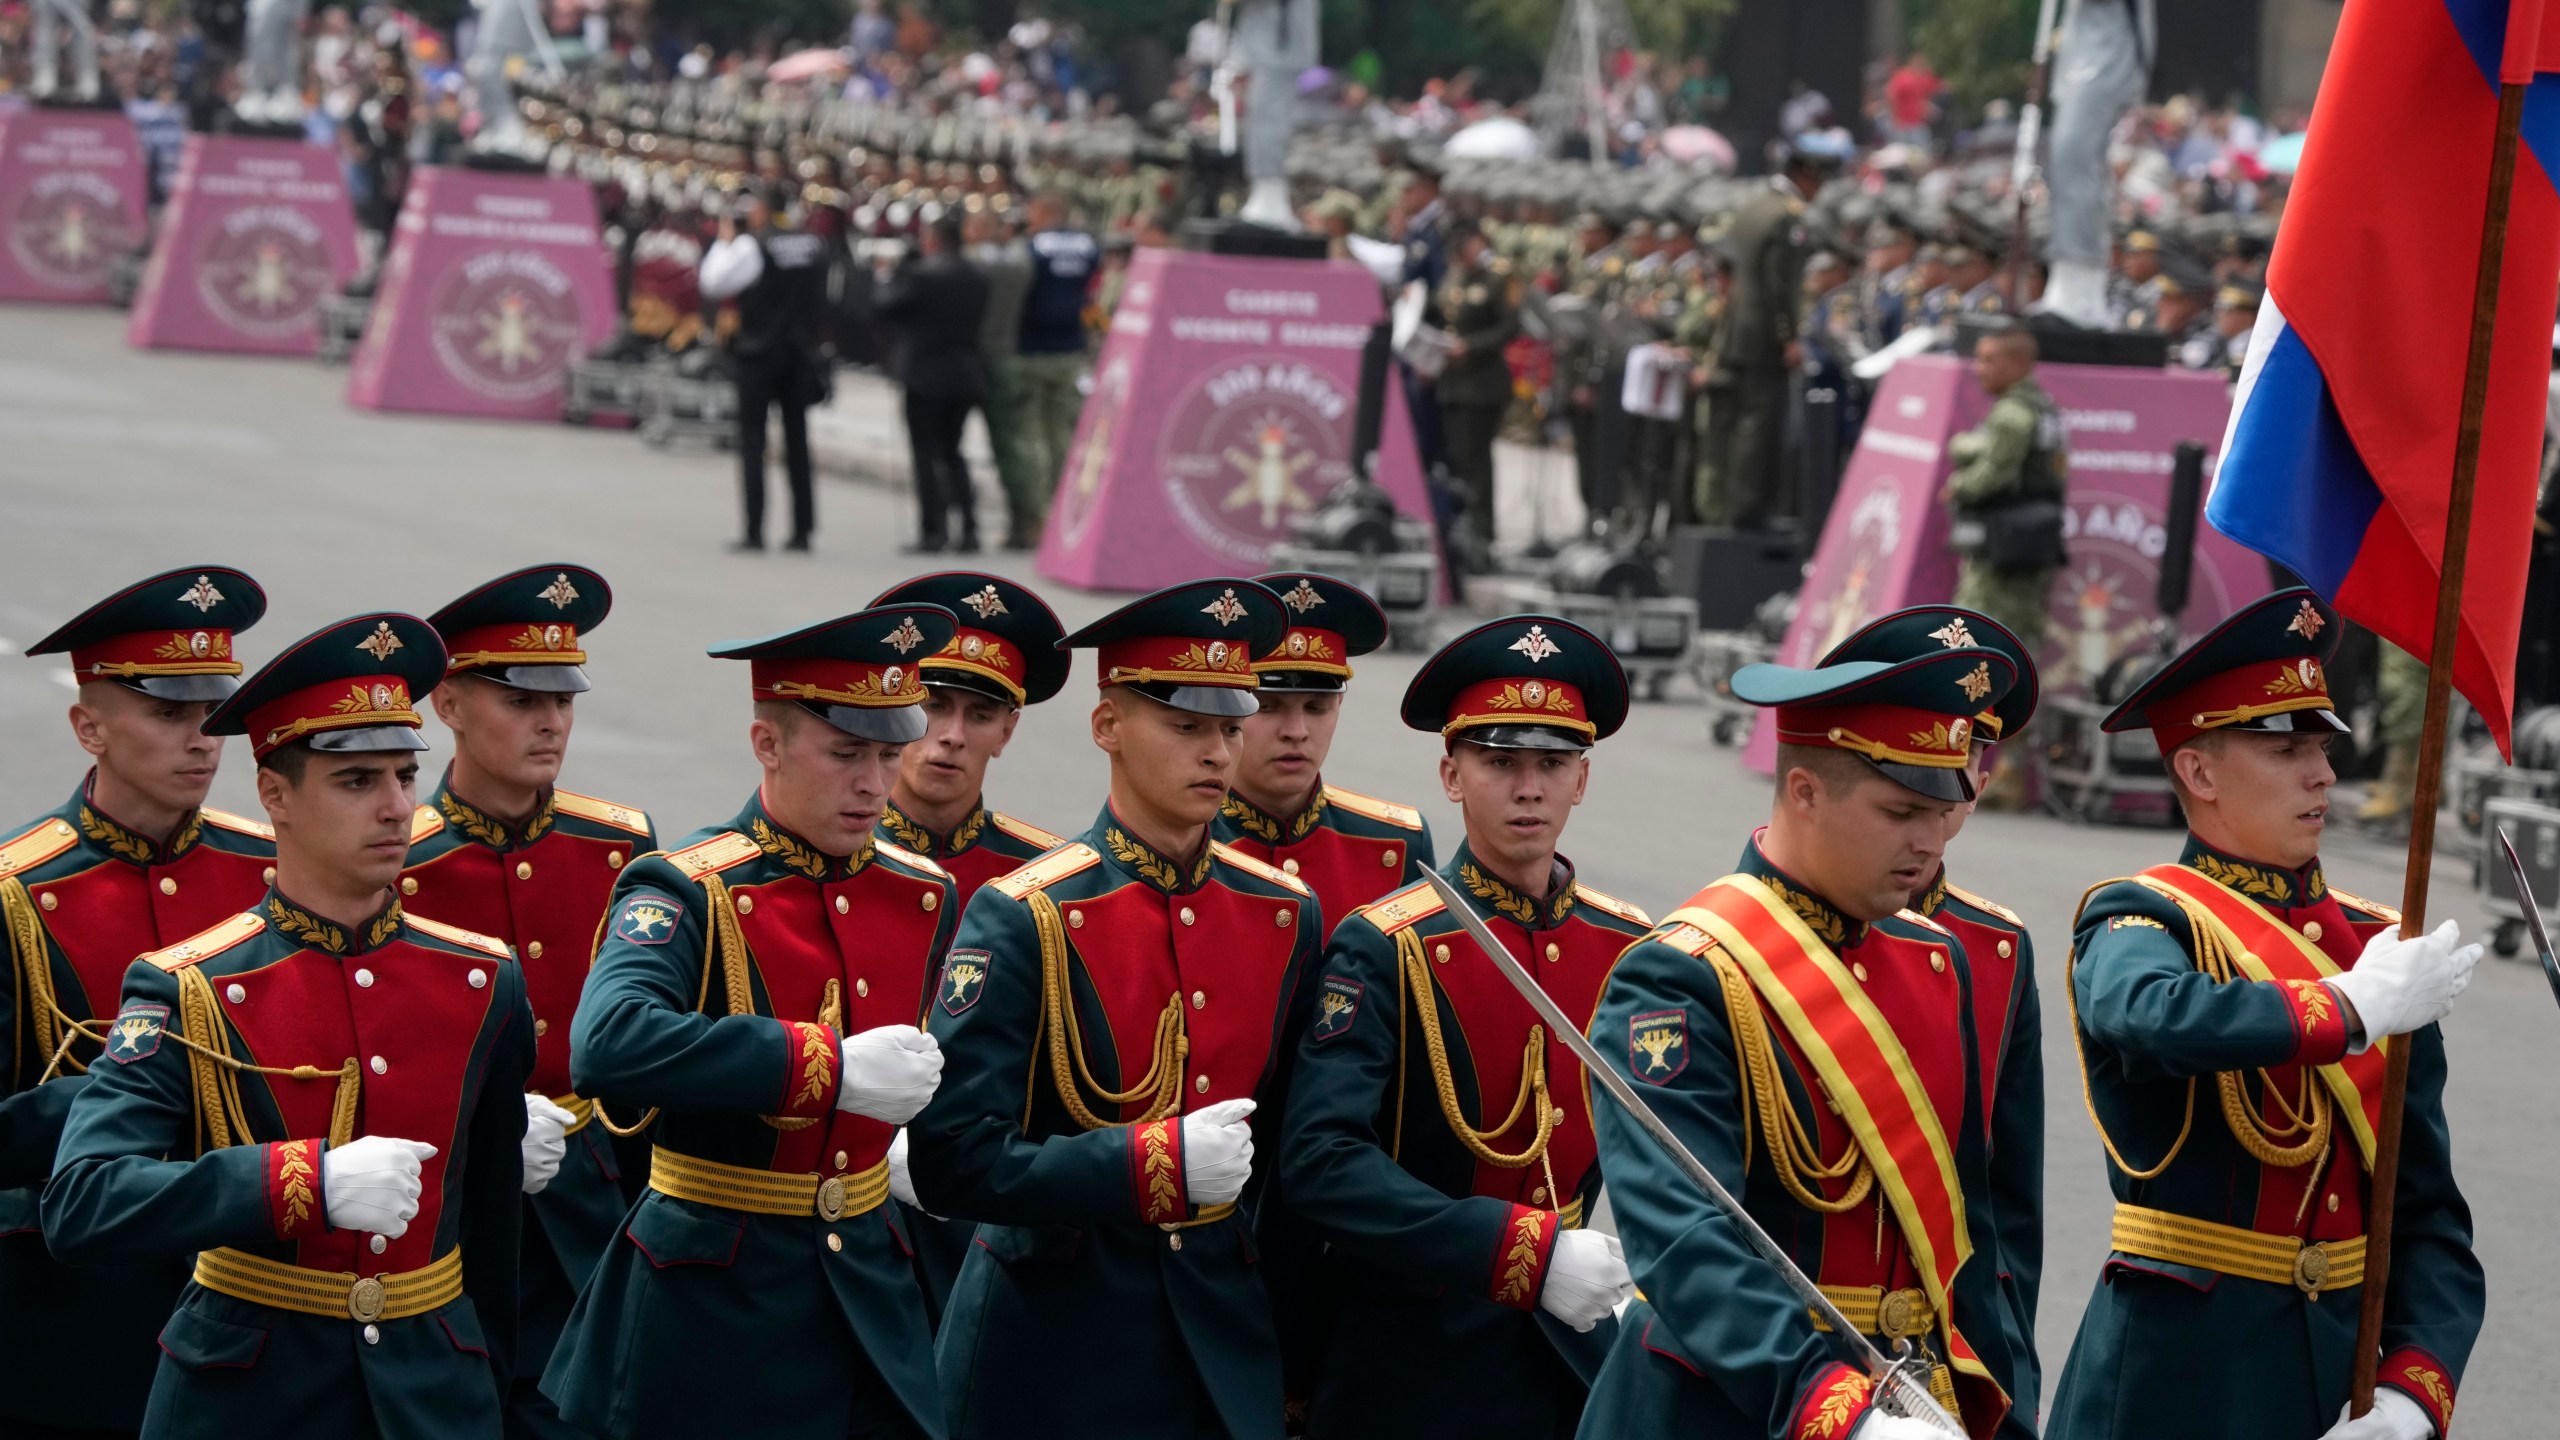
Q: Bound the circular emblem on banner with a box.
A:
[195,204,333,340]
[427,249,585,402]
[1156,359,1357,563]
[9,169,132,294]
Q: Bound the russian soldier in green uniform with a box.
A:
[1583,647,2036,1440]
[1278,615,1650,1438]
[2053,589,2485,1440]
[1,567,275,1439]
[43,613,536,1440]
[908,580,1324,1440]
[870,571,1074,1325]
[1822,607,2049,1422]
[544,604,964,1440]
[1701,145,1827,529]
[1436,220,1522,561]
[1559,213,1625,529]
[1943,324,2068,807]
[402,565,658,1440]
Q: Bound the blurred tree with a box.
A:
[1907,0,2038,118]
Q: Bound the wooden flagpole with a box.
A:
[2349,74,2528,1415]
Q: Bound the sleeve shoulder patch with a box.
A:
[1320,785,1424,831]
[0,817,79,880]
[403,914,514,959]
[612,894,686,946]
[990,842,1102,899]
[145,910,267,971]
[666,831,763,880]
[103,1000,169,1062]
[552,790,655,837]
[1211,842,1311,895]
[199,808,275,841]
[1573,884,1652,929]
[1943,883,2022,927]
[1357,882,1445,935]
[874,839,950,880]
[990,812,1067,850]
[408,806,446,844]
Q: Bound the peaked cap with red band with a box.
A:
[27,566,267,703]
[1400,614,1628,750]
[203,614,447,760]
[1057,579,1286,718]
[711,604,960,745]
[1821,604,2040,742]
[1250,572,1390,693]
[870,571,1069,706]
[427,563,611,693]
[1735,647,2020,802]
[2100,587,2348,754]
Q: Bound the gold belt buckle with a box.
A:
[2293,1243,2333,1298]
[347,1276,387,1323]
[816,1175,847,1222]
[1877,1288,1926,1341]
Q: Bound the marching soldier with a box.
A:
[869,570,1072,1324]
[1214,573,1434,936]
[2052,588,2484,1440]
[403,565,658,1440]
[1277,615,1650,1437]
[43,613,537,1439]
[908,580,1323,1440]
[0,567,274,1439]
[1822,606,2048,1419]
[544,604,964,1440]
[1435,219,1522,564]
[1583,647,2035,1440]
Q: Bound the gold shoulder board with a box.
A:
[200,808,274,841]
[1212,842,1311,896]
[1656,920,1718,957]
[1357,882,1445,935]
[1943,883,2022,928]
[1896,908,1952,936]
[146,910,266,971]
[404,913,514,959]
[1320,786,1424,831]
[2327,887,2402,925]
[0,818,79,880]
[875,840,950,880]
[408,807,446,844]
[666,831,763,880]
[1574,885,1652,927]
[991,842,1102,899]
[991,813,1068,849]
[553,791,654,837]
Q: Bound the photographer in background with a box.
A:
[701,183,833,555]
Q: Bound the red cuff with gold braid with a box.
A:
[1487,1203,1559,1311]
[2281,977,2351,1065]
[1791,1362,1877,1440]
[777,1021,841,1119]
[2379,1347,2457,1436]
[267,1139,325,1241]
[1131,1118,1187,1225]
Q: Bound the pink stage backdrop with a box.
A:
[1746,356,2265,769]
[348,166,614,419]
[1037,247,1431,591]
[0,109,145,304]
[128,134,358,354]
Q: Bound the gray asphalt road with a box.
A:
[0,307,2543,1431]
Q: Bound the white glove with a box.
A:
[887,1128,919,1209]
[1856,1415,1959,1440]
[323,1136,435,1238]
[1180,1098,1256,1207]
[837,1025,944,1123]
[2318,1389,2435,1440]
[519,1095,574,1195]
[2328,921,2482,1050]
[1537,1229,1633,1332]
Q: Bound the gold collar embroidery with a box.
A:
[267,893,403,955]
[1219,786,1328,846]
[1912,867,1950,919]
[436,783,557,851]
[879,802,990,859]
[1104,826,1214,893]
[75,790,203,868]
[750,815,872,881]
[1455,849,1577,930]
[2183,837,2325,907]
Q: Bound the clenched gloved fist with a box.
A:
[2328,920,2481,1049]
[887,1128,921,1210]
[520,1094,575,1195]
[1180,1098,1257,1207]
[837,1025,944,1123]
[324,1136,436,1238]
[1536,1229,1633,1333]
[2317,1389,2434,1440]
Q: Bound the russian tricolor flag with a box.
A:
[2212,0,2560,755]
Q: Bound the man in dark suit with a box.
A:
[876,214,992,554]
[701,185,834,554]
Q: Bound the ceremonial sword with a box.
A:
[1414,869,1965,1434]
[2495,827,2560,1011]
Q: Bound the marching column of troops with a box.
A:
[0,560,2483,1440]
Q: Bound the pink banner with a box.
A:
[1037,247,1430,591]
[347,165,614,420]
[1747,356,2267,769]
[0,109,146,304]
[127,134,358,355]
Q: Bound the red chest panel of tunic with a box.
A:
[1062,880,1305,1120]
[941,846,1032,915]
[1420,912,1620,1208]
[2238,891,2386,1240]
[1933,908,2020,1144]
[218,938,502,1274]
[1227,825,1411,943]
[32,846,273,1020]
[734,864,948,1174]
[401,829,630,1095]
[1758,925,1970,1292]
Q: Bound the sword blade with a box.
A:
[1414,868,1964,1434]
[2496,827,2560,1011]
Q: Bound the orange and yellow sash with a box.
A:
[2134,864,2390,1166]
[1668,877,1998,1406]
